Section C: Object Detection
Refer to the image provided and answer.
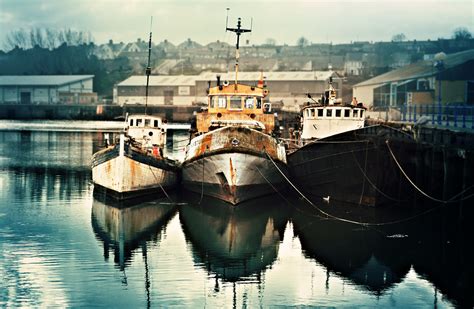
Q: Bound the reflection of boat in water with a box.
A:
[179,194,289,282]
[292,203,411,294]
[181,18,287,205]
[91,27,179,200]
[91,196,177,269]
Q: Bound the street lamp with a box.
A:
[434,52,446,125]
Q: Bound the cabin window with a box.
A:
[230,96,242,109]
[144,119,150,127]
[326,109,332,117]
[344,109,350,118]
[317,109,323,117]
[353,110,358,118]
[256,98,262,109]
[212,96,226,108]
[136,119,143,126]
[154,120,159,127]
[335,109,341,117]
[306,109,310,117]
[360,110,364,118]
[129,119,134,126]
[245,97,254,109]
[311,109,315,117]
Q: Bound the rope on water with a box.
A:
[386,140,474,204]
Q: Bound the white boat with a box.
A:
[91,114,179,200]
[299,79,366,143]
[91,26,179,200]
[181,18,288,205]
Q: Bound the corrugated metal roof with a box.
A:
[0,75,94,86]
[355,49,474,87]
[118,75,198,86]
[197,71,334,81]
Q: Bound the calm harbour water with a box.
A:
[0,128,472,308]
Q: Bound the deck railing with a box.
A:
[400,104,474,129]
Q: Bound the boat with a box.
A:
[299,77,366,144]
[181,18,287,205]
[288,79,418,206]
[91,25,179,200]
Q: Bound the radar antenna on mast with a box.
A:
[145,16,153,115]
[226,17,252,90]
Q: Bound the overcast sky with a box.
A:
[0,0,473,49]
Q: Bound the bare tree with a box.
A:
[391,33,407,42]
[297,36,309,47]
[264,38,277,46]
[452,27,472,40]
[3,28,94,51]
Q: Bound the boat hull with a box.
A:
[182,126,288,205]
[288,125,415,206]
[91,144,179,200]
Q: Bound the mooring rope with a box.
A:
[358,140,369,206]
[198,150,206,205]
[147,164,173,203]
[264,150,472,227]
[351,147,406,202]
[386,140,474,204]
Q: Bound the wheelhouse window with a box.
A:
[344,109,350,118]
[136,119,143,126]
[245,97,255,109]
[154,120,159,127]
[144,119,150,127]
[326,109,332,117]
[360,110,364,118]
[256,98,262,109]
[230,96,242,110]
[211,96,227,108]
[353,110,358,118]
[311,109,315,117]
[335,109,341,117]
[306,109,310,117]
[318,109,323,117]
[130,119,134,126]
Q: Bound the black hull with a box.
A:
[288,125,416,206]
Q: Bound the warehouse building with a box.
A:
[353,49,474,110]
[116,71,340,111]
[0,75,96,104]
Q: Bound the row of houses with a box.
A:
[1,49,473,112]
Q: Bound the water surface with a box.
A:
[0,129,472,307]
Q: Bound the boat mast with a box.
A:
[226,17,251,90]
[145,17,153,115]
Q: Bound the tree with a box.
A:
[264,38,276,46]
[296,36,309,47]
[3,28,94,51]
[452,27,472,40]
[391,33,407,42]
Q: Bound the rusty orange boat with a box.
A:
[181,18,288,205]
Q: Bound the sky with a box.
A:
[0,0,473,49]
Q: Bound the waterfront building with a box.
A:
[0,75,97,104]
[116,71,340,112]
[353,49,474,110]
